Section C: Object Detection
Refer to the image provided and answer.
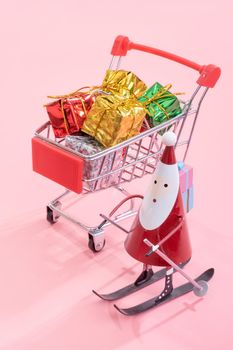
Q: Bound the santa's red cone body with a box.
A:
[125,132,192,266]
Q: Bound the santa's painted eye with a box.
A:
[154,180,157,184]
[164,184,168,187]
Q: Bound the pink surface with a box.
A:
[0,1,232,349]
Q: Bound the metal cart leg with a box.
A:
[46,186,139,253]
[88,187,140,252]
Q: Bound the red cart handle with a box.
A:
[111,35,221,88]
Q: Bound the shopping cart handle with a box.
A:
[111,35,221,88]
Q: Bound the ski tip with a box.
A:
[113,304,129,316]
[196,268,215,283]
[92,290,103,299]
[92,289,114,301]
[207,267,215,279]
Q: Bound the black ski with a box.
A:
[114,268,214,316]
[93,260,189,301]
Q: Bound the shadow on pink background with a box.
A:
[0,1,232,349]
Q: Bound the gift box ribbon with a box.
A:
[46,86,98,135]
[95,94,143,144]
[45,83,127,135]
[140,84,184,121]
[178,163,193,193]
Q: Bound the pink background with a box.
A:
[1,0,232,349]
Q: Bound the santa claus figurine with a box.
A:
[125,131,192,301]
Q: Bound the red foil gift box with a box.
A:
[45,89,98,138]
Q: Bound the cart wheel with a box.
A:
[46,201,61,224]
[88,234,106,253]
[193,280,208,297]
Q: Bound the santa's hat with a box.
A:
[160,131,177,165]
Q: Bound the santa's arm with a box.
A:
[108,195,143,217]
[144,215,184,256]
[98,195,143,232]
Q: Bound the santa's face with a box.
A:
[139,161,179,230]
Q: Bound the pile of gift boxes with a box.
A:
[44,69,193,211]
[45,69,182,146]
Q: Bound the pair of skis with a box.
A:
[93,263,214,315]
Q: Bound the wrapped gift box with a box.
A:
[138,82,182,129]
[178,162,193,193]
[65,134,123,191]
[45,90,98,138]
[182,186,194,213]
[178,162,194,212]
[101,69,147,97]
[81,92,146,148]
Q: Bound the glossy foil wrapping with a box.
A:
[81,92,146,148]
[138,82,182,128]
[65,134,123,191]
[101,69,147,97]
[45,91,98,138]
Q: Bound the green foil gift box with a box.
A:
[138,83,182,129]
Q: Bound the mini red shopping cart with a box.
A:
[32,35,220,252]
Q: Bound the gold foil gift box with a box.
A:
[82,92,146,148]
